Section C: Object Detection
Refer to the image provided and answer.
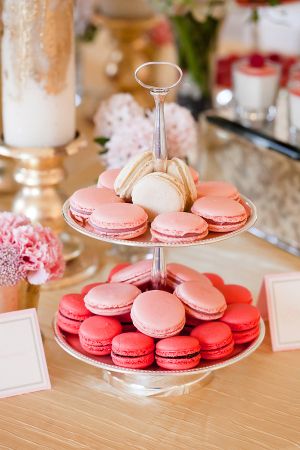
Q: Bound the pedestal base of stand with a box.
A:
[102,370,213,397]
[43,239,99,290]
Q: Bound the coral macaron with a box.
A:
[220,303,260,344]
[191,196,247,233]
[191,322,234,360]
[84,282,141,316]
[155,336,201,370]
[111,332,155,369]
[79,316,122,355]
[131,290,185,338]
[151,212,208,244]
[57,293,93,334]
[70,186,123,222]
[175,281,227,320]
[196,181,240,201]
[89,203,148,240]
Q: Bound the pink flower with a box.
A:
[0,244,25,286]
[0,212,30,245]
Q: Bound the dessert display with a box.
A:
[233,54,280,123]
[55,61,263,396]
[55,260,262,371]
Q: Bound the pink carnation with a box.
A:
[0,212,30,245]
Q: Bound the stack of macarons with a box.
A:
[69,151,248,242]
[56,259,261,371]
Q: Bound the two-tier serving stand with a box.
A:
[54,62,265,397]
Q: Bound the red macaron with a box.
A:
[156,336,201,370]
[220,303,260,344]
[220,284,253,305]
[203,273,225,291]
[111,332,155,369]
[191,322,234,360]
[79,316,122,355]
[57,293,93,334]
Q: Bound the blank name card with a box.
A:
[0,308,51,398]
[258,273,300,352]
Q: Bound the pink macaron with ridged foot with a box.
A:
[84,282,141,316]
[97,168,121,190]
[79,316,122,355]
[191,196,247,232]
[175,281,227,320]
[155,336,201,370]
[191,322,234,360]
[89,203,148,240]
[70,186,123,223]
[111,332,155,369]
[57,293,93,334]
[151,212,208,244]
[131,290,185,338]
[166,263,213,290]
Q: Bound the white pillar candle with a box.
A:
[2,0,75,148]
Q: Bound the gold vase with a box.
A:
[0,280,40,313]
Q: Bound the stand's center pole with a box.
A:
[151,247,167,290]
[151,90,168,172]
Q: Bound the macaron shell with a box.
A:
[220,284,253,305]
[175,281,227,317]
[79,316,122,355]
[97,168,121,190]
[84,283,141,316]
[191,196,247,232]
[191,322,233,350]
[57,311,82,334]
[131,290,185,338]
[196,181,240,201]
[220,303,260,331]
[112,352,154,369]
[59,293,92,321]
[132,172,185,222]
[151,212,208,244]
[155,336,201,370]
[232,325,260,344]
[155,354,201,370]
[200,340,234,360]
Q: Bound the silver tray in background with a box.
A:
[54,315,265,397]
[62,195,257,248]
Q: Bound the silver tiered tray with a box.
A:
[55,62,264,397]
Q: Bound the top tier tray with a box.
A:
[62,195,257,248]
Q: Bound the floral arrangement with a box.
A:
[0,213,65,286]
[94,93,198,168]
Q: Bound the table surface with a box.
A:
[1,118,300,450]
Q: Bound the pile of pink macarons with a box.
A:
[69,152,249,243]
[57,260,261,371]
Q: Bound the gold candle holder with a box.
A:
[0,132,99,289]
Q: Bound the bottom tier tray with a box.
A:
[54,315,265,397]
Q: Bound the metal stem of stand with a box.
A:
[135,61,183,289]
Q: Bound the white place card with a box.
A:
[0,308,51,398]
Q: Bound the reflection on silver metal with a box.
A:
[53,315,265,397]
[63,195,257,248]
[134,61,183,169]
[151,247,166,289]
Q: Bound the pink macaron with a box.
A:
[57,293,93,334]
[89,203,148,240]
[191,322,234,360]
[111,332,155,369]
[196,181,240,201]
[79,316,122,355]
[107,263,131,282]
[151,212,208,244]
[175,281,227,320]
[131,290,185,338]
[220,284,253,305]
[110,259,152,290]
[155,336,201,370]
[220,303,260,344]
[97,168,121,190]
[191,196,247,233]
[84,282,141,316]
[166,263,213,290]
[203,273,225,291]
[70,186,123,222]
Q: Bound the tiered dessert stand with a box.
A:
[54,62,265,397]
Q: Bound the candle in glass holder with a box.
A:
[2,0,75,148]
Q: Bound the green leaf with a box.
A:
[94,136,110,146]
